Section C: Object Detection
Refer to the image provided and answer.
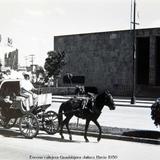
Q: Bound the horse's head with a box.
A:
[104,90,115,110]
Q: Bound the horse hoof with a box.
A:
[60,135,64,139]
[97,137,101,142]
[85,139,89,142]
[69,136,72,141]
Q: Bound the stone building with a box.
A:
[5,49,18,70]
[54,27,160,97]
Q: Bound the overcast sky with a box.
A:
[0,0,160,67]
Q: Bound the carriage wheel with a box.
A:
[43,111,59,134]
[0,118,17,129]
[19,113,39,138]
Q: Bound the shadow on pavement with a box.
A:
[0,128,21,138]
[37,136,77,143]
[37,133,81,143]
[0,127,81,143]
[123,130,160,139]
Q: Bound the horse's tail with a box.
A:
[58,103,64,127]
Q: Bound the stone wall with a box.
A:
[39,87,76,95]
[55,30,133,96]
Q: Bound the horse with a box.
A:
[58,90,115,142]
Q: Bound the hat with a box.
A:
[23,72,30,76]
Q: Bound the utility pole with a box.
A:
[29,54,35,82]
[131,0,137,104]
[25,56,28,69]
[29,54,34,65]
[0,59,2,72]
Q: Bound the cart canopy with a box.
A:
[0,79,20,97]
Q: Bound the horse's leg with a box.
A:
[59,115,72,140]
[65,115,73,141]
[59,120,65,139]
[84,119,90,142]
[93,120,102,142]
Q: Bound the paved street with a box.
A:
[0,129,159,160]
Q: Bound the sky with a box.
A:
[0,0,160,67]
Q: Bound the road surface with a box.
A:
[0,129,159,160]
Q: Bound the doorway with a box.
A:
[155,36,160,85]
[136,37,150,85]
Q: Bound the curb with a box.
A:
[114,103,151,108]
[51,100,152,108]
[52,96,154,108]
[63,129,160,145]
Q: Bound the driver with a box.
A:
[20,73,38,111]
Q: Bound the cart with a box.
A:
[0,79,59,138]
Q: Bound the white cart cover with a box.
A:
[37,93,52,106]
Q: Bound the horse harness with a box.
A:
[71,95,101,115]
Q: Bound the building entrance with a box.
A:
[156,36,160,85]
[136,37,150,85]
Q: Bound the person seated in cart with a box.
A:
[20,73,38,111]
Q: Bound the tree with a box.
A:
[44,50,65,86]
[35,66,45,82]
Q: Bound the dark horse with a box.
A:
[58,90,115,142]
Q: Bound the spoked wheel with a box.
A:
[43,111,59,134]
[19,113,39,138]
[0,118,17,129]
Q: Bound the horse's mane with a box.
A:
[94,91,105,106]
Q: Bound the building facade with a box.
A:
[5,49,18,70]
[54,28,160,97]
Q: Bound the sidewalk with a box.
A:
[114,97,154,108]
